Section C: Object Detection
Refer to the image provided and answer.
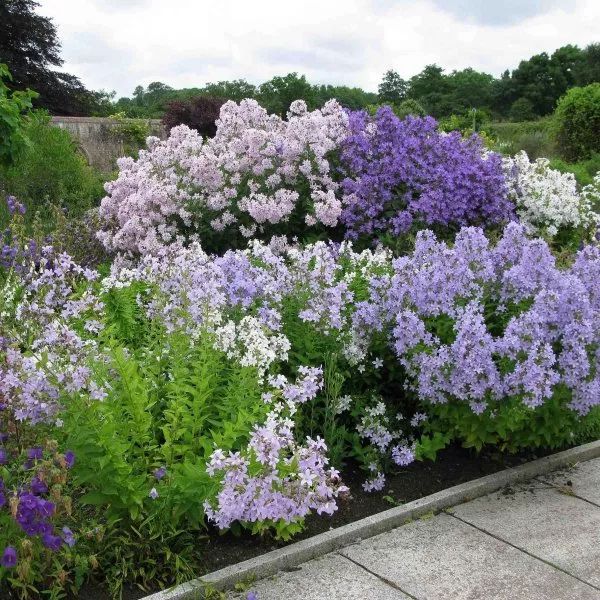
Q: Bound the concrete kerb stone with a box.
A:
[141,439,600,600]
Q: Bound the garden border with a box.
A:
[143,439,600,599]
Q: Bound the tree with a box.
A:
[315,84,376,110]
[509,97,536,121]
[0,0,99,115]
[574,43,600,86]
[258,73,316,117]
[448,68,494,113]
[202,79,257,102]
[549,45,584,102]
[510,52,555,116]
[378,70,408,104]
[490,70,518,118]
[408,64,454,117]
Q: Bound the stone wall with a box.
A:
[50,116,166,172]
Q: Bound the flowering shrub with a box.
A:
[503,151,598,237]
[0,183,600,594]
[377,224,599,451]
[339,107,514,241]
[98,99,348,254]
[0,419,77,591]
[99,97,598,255]
[204,368,348,539]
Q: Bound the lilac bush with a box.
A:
[98,99,348,254]
[98,98,599,254]
[339,107,514,240]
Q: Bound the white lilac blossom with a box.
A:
[98,99,349,254]
[503,151,598,236]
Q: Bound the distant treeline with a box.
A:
[1,0,598,120]
[105,43,600,121]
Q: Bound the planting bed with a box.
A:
[2,98,599,599]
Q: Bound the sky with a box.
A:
[37,0,600,98]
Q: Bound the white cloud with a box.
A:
[37,0,600,97]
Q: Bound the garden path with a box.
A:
[230,457,600,600]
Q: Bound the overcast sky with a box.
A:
[37,0,600,98]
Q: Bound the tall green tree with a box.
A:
[408,64,453,117]
[575,43,600,86]
[202,79,257,102]
[315,84,376,110]
[258,73,316,116]
[0,0,98,115]
[377,70,408,105]
[448,68,494,113]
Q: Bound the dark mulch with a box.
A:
[78,443,547,599]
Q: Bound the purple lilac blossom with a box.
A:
[339,108,514,240]
[1,546,17,568]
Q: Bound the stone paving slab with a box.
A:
[340,512,600,600]
[451,481,600,588]
[227,553,409,599]
[539,456,600,505]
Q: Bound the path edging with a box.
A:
[142,439,600,599]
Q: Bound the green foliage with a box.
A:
[549,153,600,187]
[108,111,150,154]
[0,63,37,166]
[393,98,426,119]
[58,284,273,592]
[438,108,491,135]
[487,119,555,159]
[418,388,594,458]
[314,84,377,111]
[0,111,105,228]
[447,68,494,113]
[553,83,600,162]
[509,97,536,122]
[258,73,316,117]
[408,64,454,117]
[56,297,272,593]
[203,79,257,103]
[378,69,408,104]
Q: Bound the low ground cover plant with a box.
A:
[1,96,599,597]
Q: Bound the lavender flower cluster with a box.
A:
[3,188,599,524]
[370,223,600,416]
[339,107,514,239]
[204,368,348,529]
[98,99,348,254]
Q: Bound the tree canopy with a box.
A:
[0,0,102,115]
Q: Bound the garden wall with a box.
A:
[50,116,166,172]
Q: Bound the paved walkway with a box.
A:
[230,457,600,600]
